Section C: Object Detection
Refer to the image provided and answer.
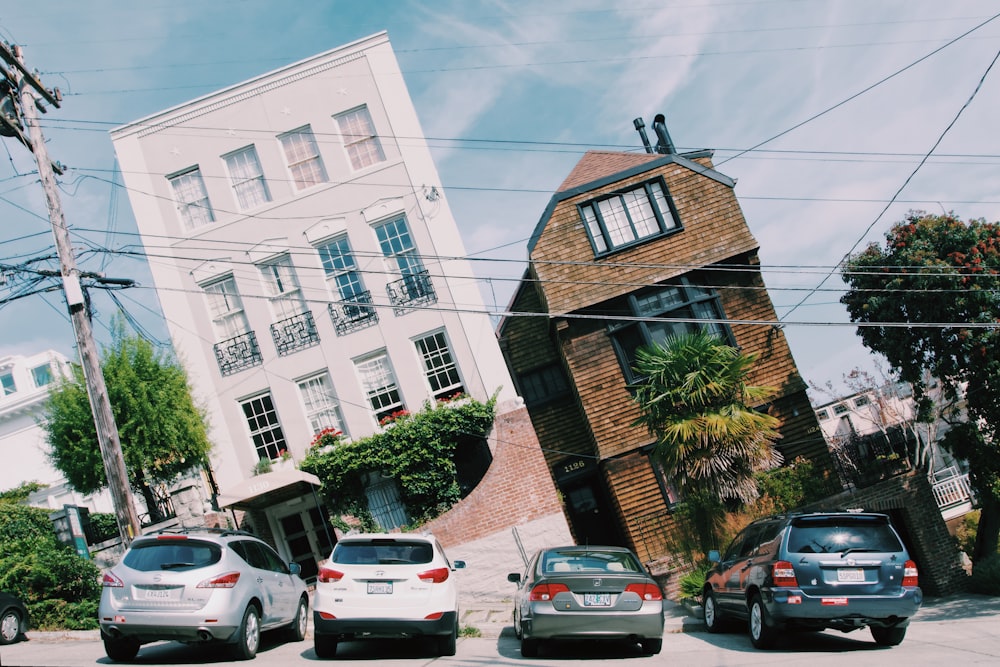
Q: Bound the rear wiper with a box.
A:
[840,548,877,557]
[160,562,194,569]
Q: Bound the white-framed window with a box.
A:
[355,352,404,423]
[30,363,53,388]
[334,106,385,171]
[202,276,250,340]
[0,371,16,396]
[579,177,680,255]
[414,331,463,400]
[297,372,347,437]
[317,234,365,301]
[375,217,424,276]
[279,125,326,191]
[168,167,215,229]
[224,145,270,209]
[259,255,306,320]
[240,393,287,461]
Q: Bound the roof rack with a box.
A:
[144,526,255,538]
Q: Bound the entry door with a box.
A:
[562,478,623,546]
[277,506,336,582]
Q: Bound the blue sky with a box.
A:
[2,1,999,399]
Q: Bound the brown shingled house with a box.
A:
[497,116,832,570]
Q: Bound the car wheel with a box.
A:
[288,597,308,642]
[437,619,458,656]
[0,609,21,645]
[102,634,140,662]
[521,637,540,657]
[640,637,662,655]
[748,594,777,649]
[314,634,338,658]
[231,605,261,661]
[512,609,522,639]
[871,625,907,646]
[703,591,726,633]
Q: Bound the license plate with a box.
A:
[367,581,392,595]
[837,568,865,582]
[583,593,611,607]
[143,588,175,600]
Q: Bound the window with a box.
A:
[375,217,424,277]
[31,363,53,388]
[298,373,346,437]
[518,364,571,407]
[854,395,871,407]
[334,106,385,170]
[241,393,287,461]
[202,276,250,340]
[317,235,365,301]
[168,167,214,229]
[610,281,730,383]
[279,125,326,190]
[414,332,463,400]
[579,178,679,254]
[0,371,15,396]
[224,145,270,209]
[355,352,404,423]
[816,409,830,421]
[259,255,306,320]
[833,403,849,415]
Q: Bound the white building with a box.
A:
[110,33,516,575]
[0,349,115,513]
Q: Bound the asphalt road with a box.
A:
[3,594,999,667]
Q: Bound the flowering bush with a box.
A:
[378,410,410,427]
[310,427,344,451]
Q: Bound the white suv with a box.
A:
[312,533,465,658]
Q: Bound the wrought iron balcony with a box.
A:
[271,310,320,356]
[329,291,378,336]
[386,270,436,315]
[214,331,263,376]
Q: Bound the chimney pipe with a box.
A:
[652,113,676,154]
[633,117,654,154]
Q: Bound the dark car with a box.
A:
[507,545,664,657]
[703,510,922,649]
[0,591,29,645]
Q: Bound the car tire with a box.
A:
[521,637,540,657]
[314,634,338,658]
[748,594,777,649]
[871,624,907,646]
[513,610,522,639]
[0,609,22,645]
[231,605,261,661]
[640,637,662,655]
[102,634,140,662]
[288,597,308,642]
[437,619,458,656]
[703,591,726,633]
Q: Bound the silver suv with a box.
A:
[99,528,309,662]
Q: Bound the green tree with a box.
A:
[840,211,1000,562]
[42,320,212,525]
[632,330,784,508]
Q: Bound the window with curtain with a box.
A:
[202,276,250,340]
[279,126,327,190]
[334,106,385,170]
[297,372,347,437]
[168,167,215,229]
[224,145,270,209]
[259,255,306,320]
[355,352,404,422]
[579,177,680,255]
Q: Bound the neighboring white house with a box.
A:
[109,32,518,577]
[0,349,115,514]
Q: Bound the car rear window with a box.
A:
[787,516,904,554]
[331,540,434,565]
[123,538,222,571]
[542,549,642,574]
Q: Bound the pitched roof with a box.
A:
[556,151,662,192]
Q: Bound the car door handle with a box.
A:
[256,576,264,584]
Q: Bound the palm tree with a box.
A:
[632,330,783,506]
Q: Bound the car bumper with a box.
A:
[99,617,239,644]
[522,602,664,640]
[313,610,457,639]
[765,587,922,627]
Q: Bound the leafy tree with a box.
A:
[632,330,783,508]
[42,320,212,525]
[840,211,1000,562]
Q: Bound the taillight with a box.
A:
[318,611,336,620]
[902,560,918,587]
[624,583,663,601]
[317,567,344,583]
[529,582,570,601]
[772,560,798,587]
[102,571,124,588]
[417,567,450,584]
[424,612,444,620]
[197,571,240,588]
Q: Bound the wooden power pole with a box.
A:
[2,43,141,544]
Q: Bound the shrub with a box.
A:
[678,561,713,601]
[970,552,1000,595]
[29,599,99,631]
[955,510,980,557]
[86,512,119,544]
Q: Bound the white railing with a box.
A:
[932,472,973,508]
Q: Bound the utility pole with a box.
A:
[2,43,141,544]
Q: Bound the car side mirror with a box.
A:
[453,560,466,570]
[708,550,721,563]
[507,572,521,584]
[288,562,302,575]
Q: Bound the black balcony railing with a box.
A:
[386,270,436,315]
[329,291,379,335]
[271,310,320,356]
[214,331,263,376]
[828,425,915,490]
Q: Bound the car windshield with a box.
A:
[123,539,222,571]
[787,516,904,554]
[542,549,642,574]
[331,540,434,565]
